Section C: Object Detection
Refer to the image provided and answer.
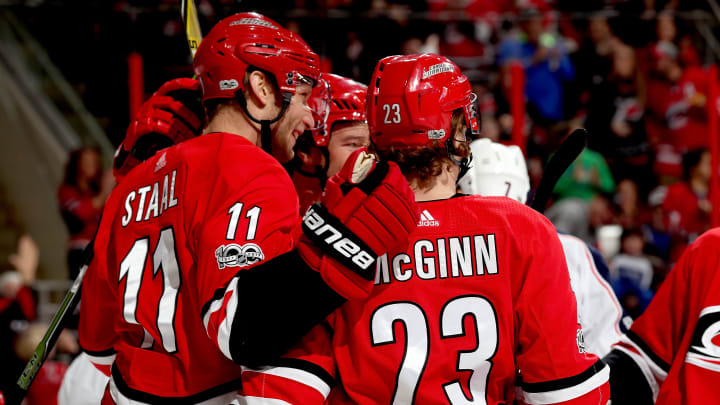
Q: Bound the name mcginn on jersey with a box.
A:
[375,234,498,284]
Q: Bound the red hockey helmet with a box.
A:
[366,54,480,150]
[308,73,367,147]
[193,12,320,104]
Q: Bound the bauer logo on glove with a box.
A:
[302,204,376,278]
[297,147,420,299]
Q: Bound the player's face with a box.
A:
[272,82,314,163]
[326,122,370,177]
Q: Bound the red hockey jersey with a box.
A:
[79,132,299,402]
[241,195,609,404]
[610,227,720,404]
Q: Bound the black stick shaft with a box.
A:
[530,128,588,213]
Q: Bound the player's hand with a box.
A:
[298,148,419,299]
[113,78,204,182]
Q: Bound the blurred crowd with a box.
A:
[2,0,720,402]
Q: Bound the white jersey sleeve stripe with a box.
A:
[685,353,720,372]
[202,291,225,332]
[241,365,332,398]
[217,278,240,360]
[237,397,292,405]
[520,363,609,404]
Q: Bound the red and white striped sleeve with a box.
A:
[240,320,336,405]
[194,156,299,362]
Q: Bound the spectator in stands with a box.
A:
[57,147,113,280]
[497,7,575,124]
[585,43,654,196]
[546,147,616,243]
[610,228,655,319]
[552,147,616,201]
[654,11,701,68]
[613,178,648,230]
[0,233,79,404]
[642,185,672,261]
[662,148,713,261]
[570,12,620,111]
[0,235,39,404]
[645,41,712,180]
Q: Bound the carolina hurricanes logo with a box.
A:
[686,305,720,371]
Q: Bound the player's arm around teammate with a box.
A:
[79,13,418,403]
[236,54,610,404]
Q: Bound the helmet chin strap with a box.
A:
[236,90,292,157]
[446,135,473,182]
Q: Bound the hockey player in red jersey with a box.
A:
[603,227,720,404]
[290,73,370,213]
[78,13,418,404]
[240,54,610,404]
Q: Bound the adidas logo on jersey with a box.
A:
[418,210,439,227]
[154,152,167,172]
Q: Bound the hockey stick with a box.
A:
[13,4,205,402]
[182,0,203,60]
[529,128,588,213]
[14,242,95,402]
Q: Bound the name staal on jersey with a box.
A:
[79,132,299,403]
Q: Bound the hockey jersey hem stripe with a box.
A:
[520,359,606,392]
[111,364,243,404]
[240,397,292,405]
[520,362,609,404]
[86,352,116,366]
[624,331,670,375]
[81,345,117,357]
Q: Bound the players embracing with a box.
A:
[77,13,418,404]
[240,54,610,404]
[68,9,620,405]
